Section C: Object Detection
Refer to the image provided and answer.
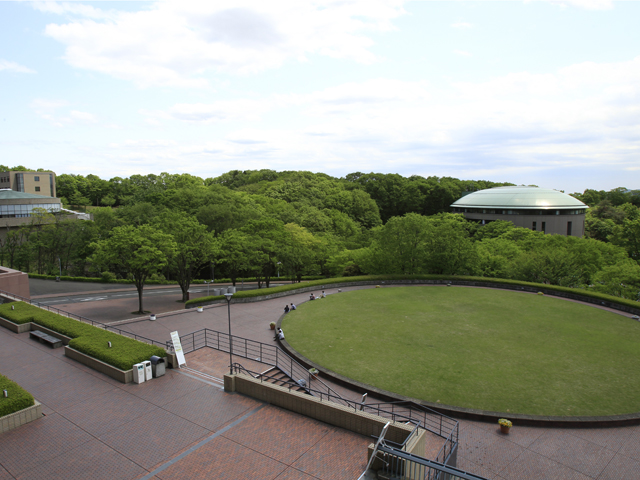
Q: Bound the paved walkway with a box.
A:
[0,328,370,480]
[2,283,640,479]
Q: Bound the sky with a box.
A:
[1,0,639,193]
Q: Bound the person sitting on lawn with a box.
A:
[290,303,296,310]
[284,304,290,314]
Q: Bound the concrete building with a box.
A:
[0,170,56,197]
[0,190,62,227]
[451,186,588,237]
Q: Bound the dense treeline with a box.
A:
[1,166,639,308]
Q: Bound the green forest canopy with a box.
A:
[1,167,639,301]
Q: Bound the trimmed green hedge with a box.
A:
[0,302,40,324]
[69,333,165,371]
[0,302,165,371]
[27,273,324,285]
[0,374,35,417]
[185,274,640,310]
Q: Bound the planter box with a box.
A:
[0,400,42,434]
[0,316,31,334]
[64,346,133,384]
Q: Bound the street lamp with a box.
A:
[204,280,211,296]
[224,292,233,374]
[277,261,282,278]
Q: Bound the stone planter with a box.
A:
[0,400,42,434]
[197,307,204,313]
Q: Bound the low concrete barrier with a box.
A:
[225,373,413,444]
[64,346,133,384]
[0,400,42,434]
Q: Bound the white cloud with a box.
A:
[454,50,471,57]
[451,22,472,29]
[0,59,36,74]
[30,99,99,127]
[31,1,127,21]
[531,0,614,10]
[42,0,406,88]
[70,110,98,124]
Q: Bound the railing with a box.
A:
[362,401,459,465]
[179,328,348,405]
[0,288,168,349]
[181,328,461,467]
[375,444,489,480]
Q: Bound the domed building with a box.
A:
[450,186,588,237]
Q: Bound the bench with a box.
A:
[29,330,63,348]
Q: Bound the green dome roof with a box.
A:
[451,186,587,210]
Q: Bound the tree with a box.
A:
[155,213,216,301]
[89,225,176,313]
[372,213,430,274]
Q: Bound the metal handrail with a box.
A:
[362,400,459,465]
[0,288,168,349]
[376,444,489,480]
[179,327,350,405]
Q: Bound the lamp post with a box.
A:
[276,261,281,278]
[224,293,233,374]
[204,280,210,296]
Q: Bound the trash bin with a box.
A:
[150,355,165,378]
[132,363,146,384]
[142,360,152,381]
[55,276,60,282]
[227,286,236,294]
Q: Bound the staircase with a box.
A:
[258,366,310,394]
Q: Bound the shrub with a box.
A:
[184,274,640,310]
[0,374,35,417]
[0,302,166,371]
[0,302,39,324]
[69,333,166,371]
[101,271,117,282]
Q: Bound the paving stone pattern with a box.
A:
[3,284,640,479]
[0,328,370,480]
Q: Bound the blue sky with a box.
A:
[1,0,639,193]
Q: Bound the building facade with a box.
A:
[0,171,56,197]
[450,186,588,237]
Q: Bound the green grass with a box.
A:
[0,374,35,417]
[185,274,640,310]
[283,287,640,417]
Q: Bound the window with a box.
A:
[34,176,40,181]
[532,222,537,231]
[542,222,546,233]
[35,186,40,192]
[567,221,572,236]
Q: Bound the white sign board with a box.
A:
[170,331,187,368]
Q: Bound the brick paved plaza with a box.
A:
[1,283,640,479]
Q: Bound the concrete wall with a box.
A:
[463,211,585,237]
[0,400,42,434]
[225,373,414,445]
[0,267,30,299]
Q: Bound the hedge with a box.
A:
[26,273,325,285]
[0,374,35,417]
[69,333,166,371]
[0,302,39,324]
[0,302,165,371]
[185,274,640,310]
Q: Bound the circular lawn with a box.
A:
[282,286,640,417]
